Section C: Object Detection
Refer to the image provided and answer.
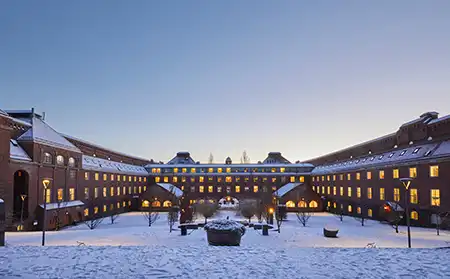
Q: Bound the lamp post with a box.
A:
[399,178,413,248]
[432,197,440,236]
[19,194,27,231]
[42,178,52,246]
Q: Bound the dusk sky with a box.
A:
[1,1,450,163]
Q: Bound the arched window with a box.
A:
[152,200,161,207]
[298,200,307,208]
[411,210,419,220]
[309,200,318,208]
[68,157,75,167]
[43,152,53,164]
[56,155,65,166]
[163,200,172,207]
[142,200,150,208]
[286,201,295,208]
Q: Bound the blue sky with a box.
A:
[1,1,450,163]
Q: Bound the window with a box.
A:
[412,147,421,154]
[110,174,114,181]
[226,176,232,183]
[280,167,285,173]
[128,176,132,182]
[123,175,126,181]
[339,174,344,181]
[110,204,114,210]
[85,172,89,180]
[217,168,223,173]
[321,176,324,181]
[356,173,360,180]
[110,187,114,196]
[208,185,213,193]
[327,186,331,195]
[128,187,132,194]
[367,171,372,180]
[95,173,99,181]
[217,186,222,193]
[286,201,295,208]
[218,177,223,183]
[199,186,204,193]
[84,208,89,217]
[173,176,178,183]
[298,201,307,208]
[347,187,352,197]
[380,188,385,200]
[347,173,351,180]
[226,167,231,173]
[333,186,337,196]
[163,177,169,183]
[357,207,361,214]
[357,187,361,198]
[103,174,107,181]
[430,165,439,177]
[117,186,121,195]
[367,188,372,199]
[348,205,352,213]
[69,188,75,201]
[44,188,51,203]
[57,188,64,201]
[144,177,147,182]
[312,186,315,191]
[394,188,400,202]
[43,152,53,164]
[95,187,99,198]
[144,186,147,192]
[103,187,107,197]
[133,186,137,193]
[84,187,89,199]
[409,167,417,178]
[332,175,336,181]
[340,187,344,196]
[368,209,373,217]
[155,177,160,183]
[379,170,385,179]
[299,176,305,183]
[253,185,259,193]
[410,189,418,204]
[103,205,107,212]
[327,176,330,181]
[411,211,418,220]
[199,176,204,183]
[235,186,240,193]
[68,157,75,167]
[431,189,440,206]
[163,201,172,207]
[139,177,142,182]
[393,169,399,179]
[94,207,99,214]
[309,200,318,208]
[118,175,121,181]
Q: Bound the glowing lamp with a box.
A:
[42,178,52,189]
[268,207,274,214]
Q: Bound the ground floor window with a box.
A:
[152,200,161,207]
[84,208,89,217]
[309,200,318,208]
[286,201,295,208]
[163,200,172,207]
[368,209,373,217]
[298,201,307,208]
[411,211,419,220]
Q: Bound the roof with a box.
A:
[10,139,32,161]
[428,114,450,125]
[0,198,3,203]
[0,109,8,116]
[39,200,84,210]
[82,155,148,176]
[156,183,183,198]
[17,117,81,153]
[61,133,150,162]
[274,183,302,197]
[145,163,314,169]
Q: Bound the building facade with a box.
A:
[0,109,449,231]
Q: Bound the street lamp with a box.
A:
[42,178,52,246]
[399,177,413,248]
[19,194,27,231]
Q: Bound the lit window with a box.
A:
[226,176,232,183]
[95,173,99,181]
[357,207,361,214]
[199,186,204,193]
[69,188,75,201]
[68,157,76,167]
[163,177,169,183]
[208,186,213,193]
[357,187,361,198]
[57,188,64,201]
[155,177,160,183]
[340,174,344,181]
[347,173,351,180]
[226,168,231,173]
[218,168,223,173]
[409,167,417,178]
[380,188,385,200]
[327,186,330,195]
[298,201,307,207]
[340,187,344,196]
[173,176,178,183]
[128,187,131,194]
[347,187,352,197]
[123,186,126,195]
[163,201,172,207]
[94,207,99,214]
[103,174,107,181]
[118,175,121,181]
[218,177,223,183]
[152,200,161,207]
[139,177,142,182]
[394,188,400,202]
[253,186,259,193]
[94,187,99,198]
[280,168,285,173]
[84,187,89,200]
[144,177,147,182]
[410,189,418,204]
[356,173,360,180]
[110,187,114,196]
[321,176,324,181]
[208,168,213,173]
[368,209,373,217]
[379,170,385,179]
[411,211,418,220]
[110,204,114,210]
[333,186,337,196]
[327,176,330,181]
[197,176,203,183]
[312,186,315,191]
[44,188,51,203]
[103,205,107,212]
[348,205,352,213]
[85,172,89,180]
[299,176,305,183]
[117,186,121,195]
[431,189,440,206]
[174,168,178,173]
[182,168,187,173]
[332,175,336,181]
[235,186,240,193]
[286,201,295,208]
[128,176,132,182]
[123,175,126,181]
[322,186,325,194]
[217,186,222,193]
[309,200,318,208]
[133,186,137,193]
[103,187,107,197]
[367,171,372,180]
[84,208,89,217]
[367,188,372,199]
[128,201,131,206]
[430,166,439,177]
[111,174,114,181]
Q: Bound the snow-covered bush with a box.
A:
[204,219,246,235]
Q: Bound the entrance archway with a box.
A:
[218,196,239,209]
[13,170,29,221]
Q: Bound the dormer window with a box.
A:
[389,153,395,158]
[378,155,384,160]
[400,150,407,156]
[370,157,375,161]
[412,147,421,154]
[362,158,367,162]
[425,150,432,156]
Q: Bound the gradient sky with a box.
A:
[1,1,450,163]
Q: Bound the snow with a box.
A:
[432,140,450,156]
[274,182,301,197]
[428,114,450,124]
[9,140,31,161]
[204,219,246,233]
[39,200,84,210]
[0,198,3,203]
[156,183,183,197]
[82,155,148,176]
[17,117,81,153]
[146,163,315,169]
[2,212,450,278]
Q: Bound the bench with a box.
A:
[178,223,199,235]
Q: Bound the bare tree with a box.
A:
[167,206,178,233]
[354,215,365,226]
[255,200,265,223]
[110,213,119,224]
[240,201,257,223]
[240,150,251,164]
[296,212,312,227]
[84,218,103,230]
[142,210,159,227]
[332,207,344,222]
[194,201,217,223]
[208,152,214,164]
[53,199,65,231]
[381,202,404,233]
[275,205,285,233]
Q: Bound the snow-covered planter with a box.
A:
[204,219,246,246]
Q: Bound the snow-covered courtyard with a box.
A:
[1,211,450,278]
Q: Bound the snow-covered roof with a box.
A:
[39,200,84,210]
[432,140,450,157]
[311,142,443,175]
[428,114,450,125]
[82,155,148,176]
[145,163,314,169]
[385,201,404,211]
[0,198,3,203]
[17,117,81,153]
[156,183,183,198]
[60,133,150,162]
[274,183,302,197]
[0,109,8,116]
[10,139,31,161]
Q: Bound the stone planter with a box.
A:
[204,219,246,246]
